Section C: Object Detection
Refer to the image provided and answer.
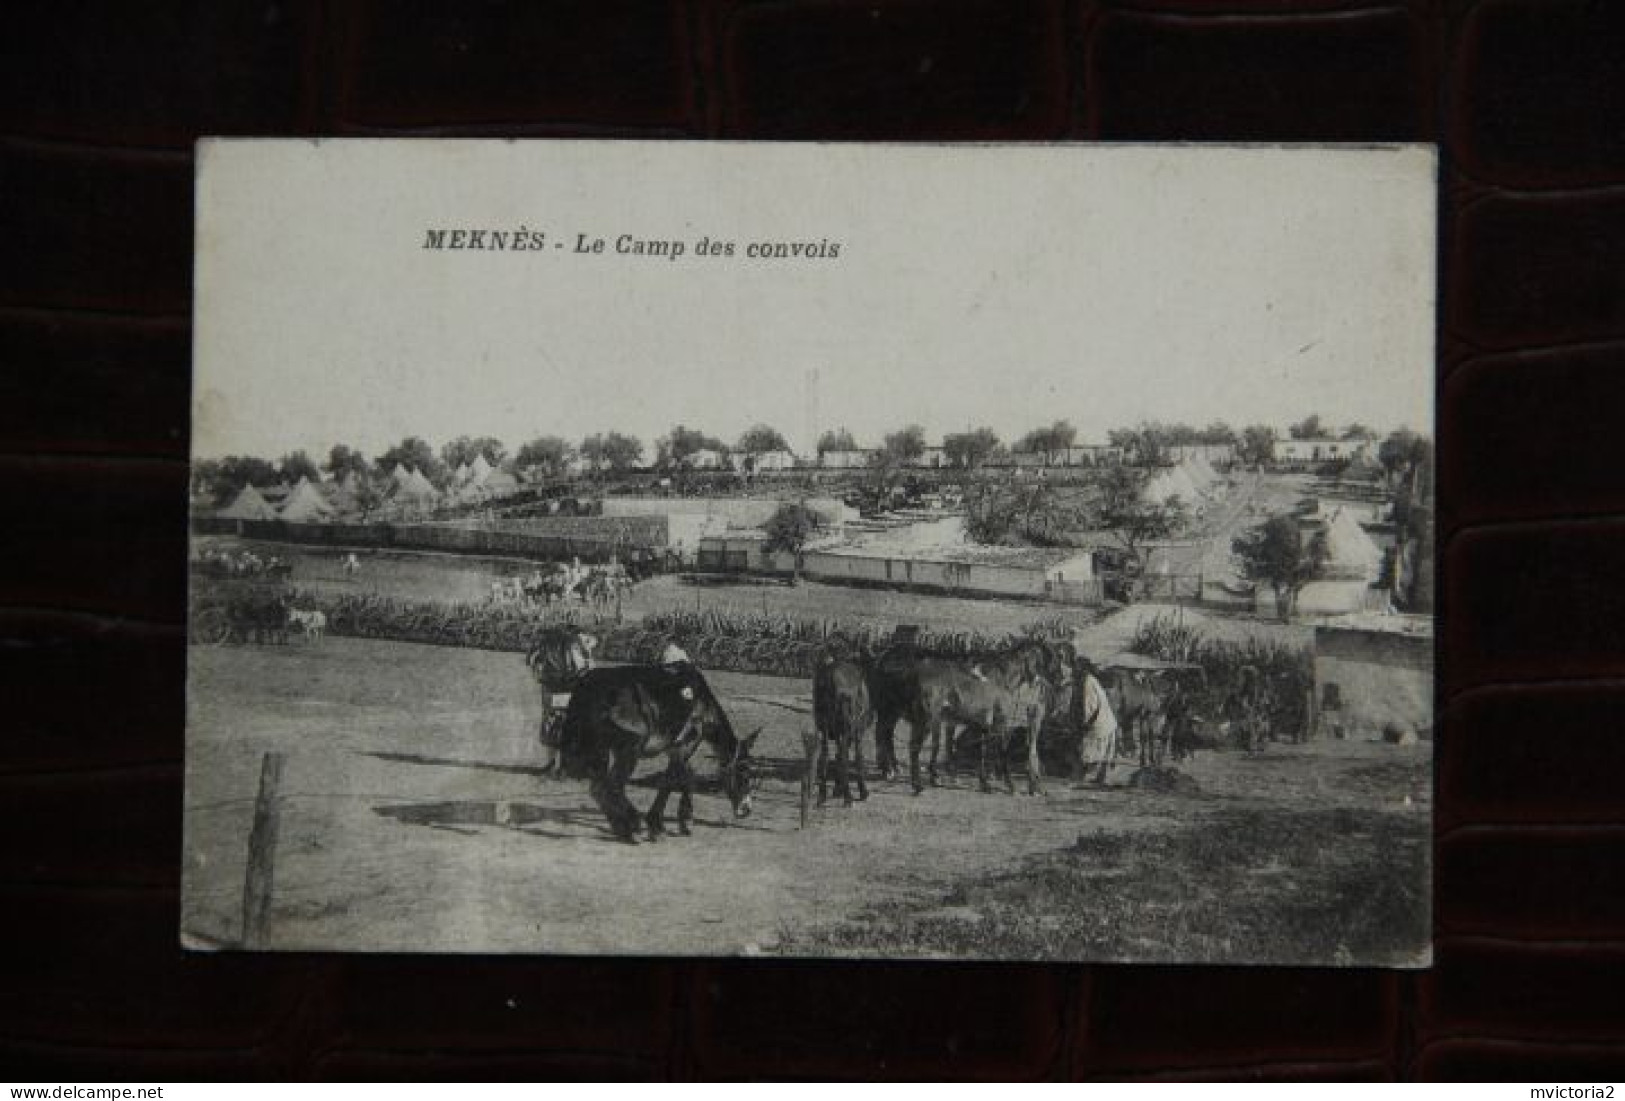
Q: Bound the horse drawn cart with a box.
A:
[188,573,294,646]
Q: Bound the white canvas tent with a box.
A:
[1144,463,1200,506]
[217,483,278,521]
[324,472,361,515]
[399,467,441,504]
[1282,507,1386,616]
[477,467,520,497]
[278,477,335,522]
[1320,507,1383,581]
[1186,453,1221,494]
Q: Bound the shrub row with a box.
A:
[288,591,827,678]
[641,608,1076,658]
[270,593,1083,680]
[1127,611,1313,722]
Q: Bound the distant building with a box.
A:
[683,448,727,470]
[819,448,878,470]
[1166,443,1235,465]
[1312,616,1433,741]
[1061,444,1125,466]
[738,448,797,473]
[907,446,950,469]
[1276,438,1372,464]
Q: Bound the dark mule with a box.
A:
[558,664,760,843]
[1225,665,1272,755]
[1162,675,1204,763]
[813,655,872,807]
[873,639,1070,795]
[923,663,1057,795]
[1099,667,1169,769]
[870,637,1071,786]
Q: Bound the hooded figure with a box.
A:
[1071,657,1121,784]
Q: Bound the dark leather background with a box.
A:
[3,0,1624,1081]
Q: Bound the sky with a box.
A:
[193,141,1436,463]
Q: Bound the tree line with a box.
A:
[193,415,1425,507]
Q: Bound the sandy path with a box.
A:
[184,636,1420,956]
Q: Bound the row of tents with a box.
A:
[214,458,524,522]
[217,477,334,522]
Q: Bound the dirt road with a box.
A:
[185,636,1428,960]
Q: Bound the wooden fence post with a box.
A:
[241,751,286,949]
[799,729,821,830]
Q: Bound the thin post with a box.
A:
[241,751,286,949]
[799,729,821,830]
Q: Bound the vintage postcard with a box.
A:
[186,140,1435,964]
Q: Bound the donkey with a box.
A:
[557,663,760,843]
[883,639,1070,796]
[813,654,873,807]
[869,637,1070,788]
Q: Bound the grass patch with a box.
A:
[778,805,1430,966]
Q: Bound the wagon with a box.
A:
[188,574,293,646]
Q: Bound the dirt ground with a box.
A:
[184,634,1430,962]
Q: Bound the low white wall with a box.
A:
[602,496,851,528]
[800,551,1066,600]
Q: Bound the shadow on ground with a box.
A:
[373,798,604,841]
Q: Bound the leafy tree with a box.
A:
[1017,420,1077,464]
[584,431,643,474]
[962,479,1022,544]
[1237,424,1277,467]
[278,450,321,484]
[868,424,927,495]
[1200,421,1237,445]
[1094,465,1190,580]
[816,427,858,455]
[942,426,1002,469]
[603,432,643,472]
[348,468,385,521]
[515,435,574,478]
[578,434,605,472]
[1378,428,1432,488]
[441,435,508,471]
[1289,414,1325,440]
[737,424,789,454]
[657,424,727,467]
[326,444,369,480]
[881,424,927,464]
[963,480,1074,546]
[761,501,824,581]
[1340,423,1376,441]
[201,455,278,505]
[376,436,441,483]
[1107,423,1170,466]
[190,458,221,502]
[1232,515,1329,620]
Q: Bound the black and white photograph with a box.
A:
[185,140,1435,965]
